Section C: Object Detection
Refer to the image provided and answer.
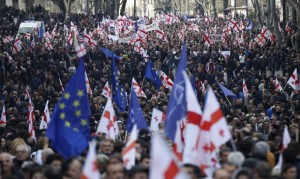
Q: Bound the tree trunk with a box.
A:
[64,0,71,20]
[271,0,282,45]
[287,0,300,50]
[211,0,217,19]
[254,0,263,26]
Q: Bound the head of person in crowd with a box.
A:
[127,165,148,179]
[61,157,83,179]
[98,139,115,156]
[183,164,204,179]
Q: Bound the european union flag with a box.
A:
[145,61,162,90]
[102,48,121,60]
[127,86,148,132]
[39,24,44,39]
[165,43,187,141]
[47,58,91,159]
[111,58,127,112]
[218,82,237,98]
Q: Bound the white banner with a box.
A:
[118,34,135,43]
[209,34,222,42]
[140,21,159,32]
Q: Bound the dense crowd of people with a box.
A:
[0,5,300,179]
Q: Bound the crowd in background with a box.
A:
[0,5,300,179]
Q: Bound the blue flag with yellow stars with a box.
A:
[111,57,127,112]
[126,86,148,132]
[145,61,162,90]
[46,58,91,159]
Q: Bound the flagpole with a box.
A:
[141,76,145,89]
[224,95,232,106]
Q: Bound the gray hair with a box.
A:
[227,151,245,167]
[254,141,270,155]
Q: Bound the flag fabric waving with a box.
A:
[198,88,231,175]
[96,97,119,140]
[182,71,203,166]
[150,108,164,132]
[102,48,121,60]
[122,125,138,170]
[126,86,148,132]
[275,79,283,92]
[166,43,187,141]
[0,105,6,125]
[160,71,173,90]
[132,78,147,99]
[287,68,299,90]
[145,61,162,90]
[85,72,93,94]
[102,81,112,99]
[39,100,51,129]
[47,58,91,159]
[274,126,291,173]
[81,140,101,179]
[218,82,237,98]
[150,133,187,179]
[243,78,249,96]
[111,58,127,112]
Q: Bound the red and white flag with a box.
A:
[202,82,206,95]
[203,33,211,47]
[198,88,231,176]
[150,133,188,179]
[96,98,119,140]
[67,32,74,45]
[137,30,149,40]
[4,52,13,63]
[228,19,240,32]
[122,125,138,170]
[243,78,249,96]
[12,36,22,53]
[27,97,35,122]
[85,72,93,94]
[155,30,168,42]
[51,23,57,38]
[160,71,173,90]
[287,68,299,90]
[275,79,283,92]
[83,28,91,45]
[70,21,77,32]
[45,40,53,51]
[177,28,185,42]
[81,140,101,179]
[0,105,6,125]
[261,26,271,40]
[28,116,36,141]
[102,82,112,99]
[173,119,186,161]
[182,71,203,166]
[132,78,147,99]
[3,35,13,43]
[75,44,86,58]
[150,108,164,132]
[274,126,291,172]
[39,100,51,130]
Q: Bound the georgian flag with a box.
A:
[261,26,271,40]
[75,44,86,58]
[254,33,266,46]
[243,78,249,96]
[67,32,74,45]
[177,28,185,42]
[150,133,188,179]
[102,81,112,99]
[203,33,211,47]
[155,30,168,42]
[287,68,299,90]
[132,78,147,99]
[45,40,53,51]
[4,35,14,43]
[83,28,91,45]
[39,100,51,129]
[96,98,119,140]
[81,141,101,179]
[150,108,164,132]
[51,23,57,38]
[228,19,240,32]
[275,79,283,92]
[274,126,291,173]
[160,71,173,90]
[122,125,138,169]
[12,36,22,53]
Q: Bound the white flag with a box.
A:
[132,78,147,99]
[122,125,138,169]
[160,71,173,90]
[96,98,119,140]
[243,78,249,96]
[39,100,51,129]
[287,68,299,90]
[102,82,112,99]
[150,108,163,132]
[85,71,93,94]
[81,140,101,179]
[275,79,283,92]
[274,126,291,172]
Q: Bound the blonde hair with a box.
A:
[10,138,26,155]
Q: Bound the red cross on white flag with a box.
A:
[243,78,249,96]
[96,98,119,140]
[287,68,299,90]
[39,100,51,129]
[150,108,164,132]
[81,140,101,179]
[160,71,173,90]
[122,125,138,170]
[102,81,112,99]
[75,44,86,58]
[132,78,147,99]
